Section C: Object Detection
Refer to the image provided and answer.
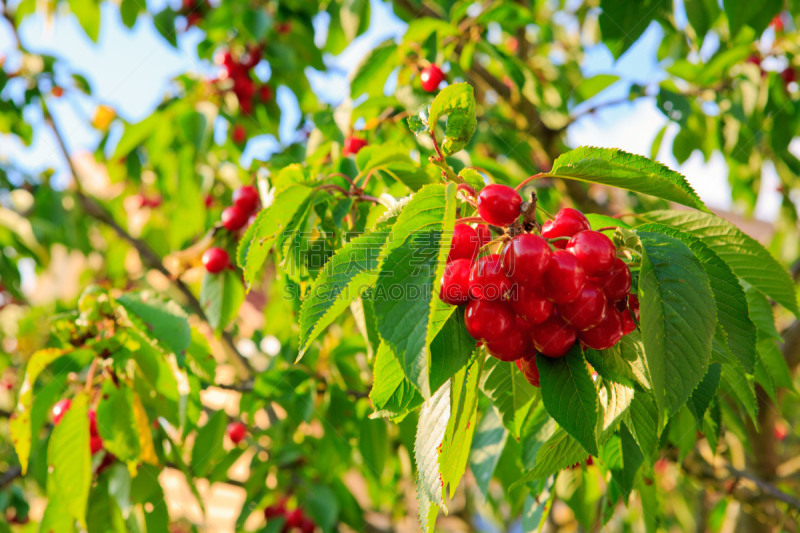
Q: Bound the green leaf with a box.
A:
[549,147,707,211]
[429,306,476,393]
[599,0,668,58]
[441,356,484,499]
[10,347,76,473]
[112,114,160,158]
[69,0,100,42]
[97,382,140,465]
[684,0,721,40]
[745,286,781,340]
[117,292,191,355]
[636,222,757,373]
[350,42,398,99]
[538,345,599,456]
[516,428,589,485]
[689,363,721,426]
[479,356,538,437]
[190,409,228,478]
[299,229,391,356]
[119,0,140,28]
[637,231,716,420]
[468,408,508,499]
[355,144,432,191]
[414,381,450,528]
[624,390,659,465]
[48,392,92,529]
[522,478,555,531]
[604,425,644,499]
[724,0,781,36]
[574,75,620,102]
[153,8,177,47]
[373,184,457,397]
[641,210,798,315]
[40,497,77,533]
[427,82,477,155]
[584,330,650,390]
[237,185,314,288]
[598,380,635,443]
[200,269,244,331]
[369,342,423,418]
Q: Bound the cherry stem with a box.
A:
[454,216,485,225]
[328,172,356,188]
[536,205,554,219]
[514,172,550,192]
[596,226,618,232]
[457,183,477,198]
[317,184,381,204]
[85,358,99,393]
[428,131,464,184]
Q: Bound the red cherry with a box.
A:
[781,68,797,86]
[477,185,522,227]
[52,86,64,98]
[542,250,586,304]
[226,421,247,444]
[541,208,590,248]
[557,283,607,331]
[510,284,553,325]
[516,353,540,387]
[566,231,616,276]
[465,299,515,342]
[501,234,551,283]
[264,502,287,519]
[285,509,304,528]
[232,185,259,214]
[52,399,72,425]
[186,12,202,26]
[592,258,631,302]
[530,313,577,358]
[628,294,640,321]
[579,305,624,350]
[771,14,784,32]
[231,124,247,144]
[300,518,315,533]
[439,259,471,305]
[203,247,230,273]
[475,224,492,247]
[222,205,249,231]
[448,224,480,261]
[342,136,368,156]
[88,409,99,436]
[276,21,292,34]
[90,436,104,455]
[774,422,788,441]
[621,308,636,335]
[259,84,273,103]
[746,54,761,66]
[420,64,446,92]
[486,317,532,362]
[204,194,214,208]
[469,254,512,300]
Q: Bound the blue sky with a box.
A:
[0,0,782,220]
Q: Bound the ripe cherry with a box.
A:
[542,208,590,248]
[264,501,286,519]
[227,421,247,444]
[232,185,259,214]
[469,254,512,300]
[476,224,492,247]
[530,313,577,358]
[486,317,532,362]
[542,250,586,304]
[448,224,480,261]
[557,283,607,331]
[286,509,305,528]
[342,136,368,156]
[510,284,553,325]
[88,409,99,436]
[231,124,247,144]
[465,299,514,342]
[203,247,230,273]
[579,305,624,350]
[501,234,551,284]
[90,436,104,455]
[259,84,273,103]
[420,64,445,92]
[516,353,540,387]
[439,259,471,305]
[52,399,71,425]
[621,308,636,335]
[300,518,316,533]
[781,68,797,86]
[628,294,640,321]
[592,257,631,302]
[222,205,249,231]
[566,231,616,276]
[52,86,64,98]
[477,184,522,227]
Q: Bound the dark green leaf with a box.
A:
[200,269,245,331]
[117,291,191,355]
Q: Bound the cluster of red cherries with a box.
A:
[213,47,273,144]
[52,398,103,455]
[202,185,260,274]
[264,500,316,533]
[439,184,638,387]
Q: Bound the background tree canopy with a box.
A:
[1,0,799,532]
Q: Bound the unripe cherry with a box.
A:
[439,259,471,305]
[342,136,368,156]
[469,254,512,300]
[477,184,522,227]
[510,284,553,325]
[542,250,586,304]
[566,230,616,276]
[232,185,259,214]
[557,283,607,331]
[516,353,540,387]
[501,234,551,283]
[465,299,515,342]
[579,305,624,350]
[203,247,230,273]
[542,208,590,248]
[221,205,249,231]
[448,224,480,262]
[420,64,446,92]
[227,421,247,444]
[530,313,577,358]
[486,317,532,362]
[592,257,631,302]
[52,398,72,425]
